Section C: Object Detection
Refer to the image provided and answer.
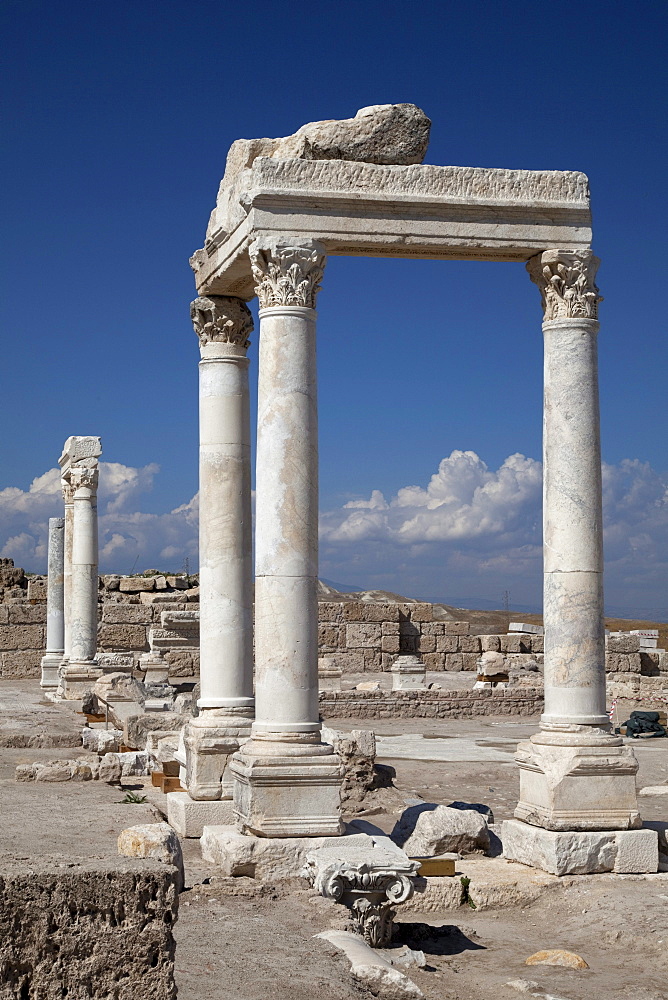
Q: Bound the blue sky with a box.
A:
[1,1,667,617]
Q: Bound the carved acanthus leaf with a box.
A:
[69,467,99,491]
[250,241,326,309]
[190,296,253,349]
[528,249,602,321]
[61,479,76,504]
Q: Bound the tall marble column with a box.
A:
[513,250,641,832]
[58,436,102,698]
[60,480,75,672]
[230,238,343,838]
[40,517,65,689]
[184,296,255,801]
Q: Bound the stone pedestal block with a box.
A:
[167,791,234,838]
[230,745,344,838]
[514,735,641,831]
[184,714,252,800]
[502,818,658,875]
[391,654,427,691]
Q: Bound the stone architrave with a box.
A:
[57,436,102,699]
[40,517,65,689]
[181,296,255,805]
[229,239,343,838]
[506,251,651,865]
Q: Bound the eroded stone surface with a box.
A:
[0,856,178,999]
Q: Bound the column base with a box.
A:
[58,661,102,700]
[167,791,235,837]
[40,652,64,689]
[230,740,344,838]
[502,818,658,875]
[184,710,253,801]
[514,732,641,831]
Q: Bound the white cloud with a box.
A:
[0,452,666,617]
[0,463,198,575]
[321,451,668,616]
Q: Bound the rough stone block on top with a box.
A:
[480,635,501,652]
[119,576,156,593]
[102,603,153,625]
[27,578,48,601]
[607,635,641,653]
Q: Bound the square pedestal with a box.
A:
[167,791,235,838]
[59,664,103,700]
[40,653,62,689]
[184,721,249,800]
[502,819,658,875]
[230,748,343,838]
[514,738,641,831]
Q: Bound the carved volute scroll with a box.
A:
[249,239,326,310]
[190,295,253,350]
[527,249,602,322]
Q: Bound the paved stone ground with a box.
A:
[2,679,668,1000]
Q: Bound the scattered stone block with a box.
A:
[317,929,423,998]
[124,712,187,750]
[0,856,178,999]
[166,576,188,589]
[509,623,543,635]
[392,804,490,857]
[525,949,588,969]
[501,818,659,875]
[81,727,123,754]
[119,576,155,592]
[200,826,371,879]
[166,791,234,838]
[118,822,184,891]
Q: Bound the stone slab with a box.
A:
[501,818,658,876]
[166,791,235,838]
[317,929,423,998]
[200,826,375,879]
[376,733,515,763]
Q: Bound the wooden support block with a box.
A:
[160,776,185,794]
[151,771,164,787]
[412,856,456,877]
[162,760,181,777]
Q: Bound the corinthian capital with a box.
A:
[527,249,602,322]
[249,239,326,310]
[190,296,253,350]
[61,478,76,505]
[69,467,99,492]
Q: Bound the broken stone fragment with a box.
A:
[525,949,588,969]
[391,803,490,857]
[118,822,184,890]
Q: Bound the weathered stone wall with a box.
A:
[319,687,544,719]
[317,601,544,673]
[0,856,178,1000]
[2,592,667,684]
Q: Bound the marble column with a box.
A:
[40,517,65,688]
[183,296,255,801]
[57,436,102,698]
[230,238,343,838]
[60,480,75,672]
[513,249,641,832]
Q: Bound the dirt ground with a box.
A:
[1,679,667,1000]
